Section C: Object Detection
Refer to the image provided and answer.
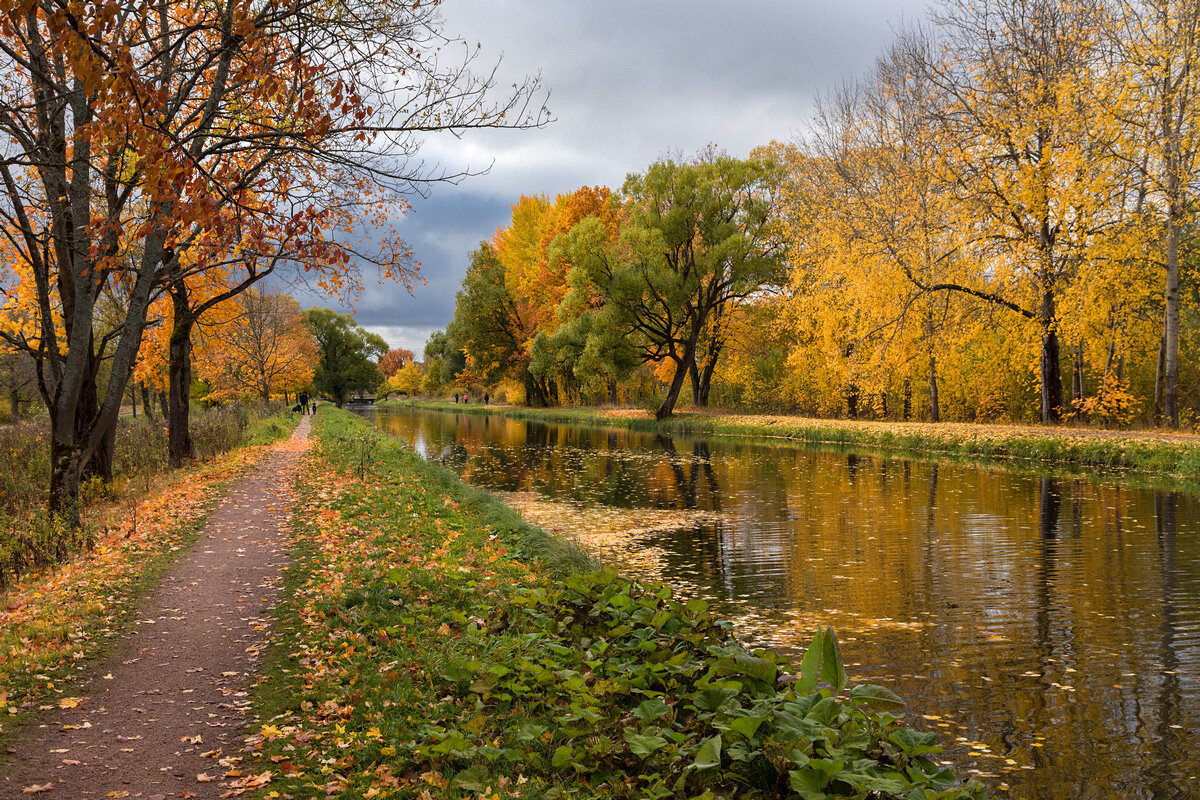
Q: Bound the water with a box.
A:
[369,407,1200,799]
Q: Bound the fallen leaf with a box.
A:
[61,759,80,766]
[21,784,52,794]
[56,697,82,709]
[196,773,217,783]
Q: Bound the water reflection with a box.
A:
[371,408,1200,800]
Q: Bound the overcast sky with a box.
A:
[293,0,930,356]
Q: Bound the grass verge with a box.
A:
[0,410,299,749]
[386,399,1200,479]
[243,408,989,799]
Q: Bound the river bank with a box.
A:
[385,399,1200,479]
[242,407,989,799]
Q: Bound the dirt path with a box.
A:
[1,417,311,799]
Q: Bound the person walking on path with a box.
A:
[1,418,313,799]
[298,391,309,414]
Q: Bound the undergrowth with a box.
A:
[245,408,987,800]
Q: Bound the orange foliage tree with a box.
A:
[0,0,548,518]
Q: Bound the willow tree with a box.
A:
[561,153,785,419]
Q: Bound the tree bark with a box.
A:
[1164,212,1181,428]
[1039,289,1064,423]
[141,383,154,421]
[929,355,940,423]
[1155,322,1167,425]
[1072,340,1085,407]
[657,356,692,420]
[608,379,618,405]
[168,286,197,467]
[903,378,911,421]
[9,386,18,423]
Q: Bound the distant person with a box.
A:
[299,391,309,414]
[454,393,459,404]
[463,394,469,404]
[484,392,489,405]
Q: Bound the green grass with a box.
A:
[243,408,990,800]
[386,399,1200,481]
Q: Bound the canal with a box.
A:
[369,406,1200,800]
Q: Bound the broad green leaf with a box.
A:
[848,683,906,710]
[551,745,575,769]
[840,771,907,794]
[633,698,671,721]
[890,728,942,756]
[819,626,847,691]
[691,734,722,770]
[728,714,766,740]
[796,627,824,695]
[624,731,669,758]
[716,654,777,684]
[452,765,489,792]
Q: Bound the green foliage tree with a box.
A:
[424,329,467,384]
[561,153,785,419]
[303,309,387,406]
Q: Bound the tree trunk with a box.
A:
[168,288,197,468]
[1039,290,1063,423]
[929,355,940,423]
[79,347,114,483]
[689,360,701,405]
[1155,322,1167,425]
[1072,340,1085,407]
[847,382,859,419]
[1164,213,1181,428]
[657,359,691,420]
[608,379,618,405]
[903,379,911,421]
[48,439,85,527]
[697,356,716,407]
[130,380,137,418]
[159,391,169,420]
[9,386,18,423]
[141,383,154,421]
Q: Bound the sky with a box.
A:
[291,0,930,356]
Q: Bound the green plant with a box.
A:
[414,568,988,800]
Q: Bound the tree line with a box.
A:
[434,0,1200,429]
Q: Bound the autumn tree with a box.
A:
[560,153,785,419]
[197,289,318,403]
[305,309,388,406]
[378,348,416,379]
[910,0,1120,422]
[1107,0,1200,426]
[0,0,548,520]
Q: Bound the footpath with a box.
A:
[0,416,311,799]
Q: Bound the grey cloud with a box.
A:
[297,0,929,351]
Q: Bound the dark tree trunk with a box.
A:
[903,379,911,421]
[79,347,114,483]
[1072,340,1085,407]
[168,286,197,468]
[159,391,169,421]
[141,383,154,420]
[697,356,716,407]
[9,386,18,423]
[130,380,137,418]
[657,358,691,420]
[608,379,618,405]
[929,355,940,423]
[847,382,859,419]
[1039,290,1063,423]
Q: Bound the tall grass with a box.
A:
[0,401,296,589]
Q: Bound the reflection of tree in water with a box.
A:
[1150,490,1185,799]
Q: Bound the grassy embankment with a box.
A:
[387,399,1200,478]
[242,407,989,800]
[0,407,298,746]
